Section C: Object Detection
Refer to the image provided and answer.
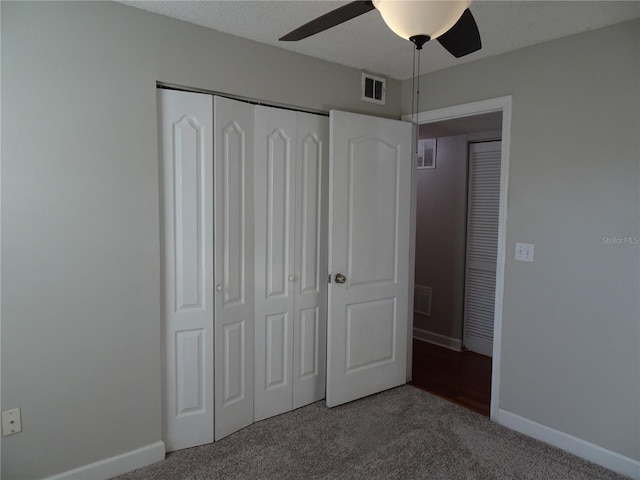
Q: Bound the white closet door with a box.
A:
[326,110,412,408]
[463,141,502,357]
[213,96,255,440]
[254,106,297,421]
[293,112,328,409]
[159,89,214,451]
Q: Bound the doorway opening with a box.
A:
[405,97,512,420]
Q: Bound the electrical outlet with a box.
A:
[515,242,534,262]
[2,408,22,436]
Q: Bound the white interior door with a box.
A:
[326,110,412,407]
[213,96,255,440]
[159,89,214,451]
[254,107,329,419]
[293,112,329,409]
[254,106,297,421]
[463,140,501,357]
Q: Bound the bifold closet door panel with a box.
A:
[213,96,255,440]
[159,89,215,451]
[254,106,297,421]
[162,92,327,446]
[254,106,329,420]
[293,112,329,409]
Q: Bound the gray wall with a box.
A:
[414,130,500,342]
[404,20,639,461]
[1,2,401,478]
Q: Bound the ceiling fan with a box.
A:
[280,0,481,55]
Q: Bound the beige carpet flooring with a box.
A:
[114,385,629,480]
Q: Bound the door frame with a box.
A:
[403,95,512,421]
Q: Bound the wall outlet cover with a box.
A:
[2,408,22,436]
[515,242,534,262]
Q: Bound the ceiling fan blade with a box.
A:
[437,9,482,58]
[280,1,375,41]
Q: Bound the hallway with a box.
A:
[410,339,491,416]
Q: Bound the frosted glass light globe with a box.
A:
[372,0,472,41]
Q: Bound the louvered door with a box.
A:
[463,141,501,357]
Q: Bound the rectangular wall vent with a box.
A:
[361,73,386,105]
[414,285,432,317]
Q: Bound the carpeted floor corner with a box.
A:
[113,385,629,479]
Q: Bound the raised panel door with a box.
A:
[214,96,255,440]
[159,89,214,451]
[254,106,296,421]
[326,110,411,408]
[293,112,328,409]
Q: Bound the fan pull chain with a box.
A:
[410,35,428,160]
[411,48,419,158]
[411,44,424,161]
[416,45,422,134]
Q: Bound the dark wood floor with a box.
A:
[410,339,492,416]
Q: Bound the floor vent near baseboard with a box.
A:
[414,285,432,317]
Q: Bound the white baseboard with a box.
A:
[44,441,165,480]
[498,409,640,479]
[413,327,462,352]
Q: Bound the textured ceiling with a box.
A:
[119,1,640,80]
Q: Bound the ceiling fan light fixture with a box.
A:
[372,0,471,42]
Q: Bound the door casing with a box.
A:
[403,95,512,420]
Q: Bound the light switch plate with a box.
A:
[515,242,534,262]
[2,408,22,436]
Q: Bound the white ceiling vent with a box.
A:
[361,73,386,105]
